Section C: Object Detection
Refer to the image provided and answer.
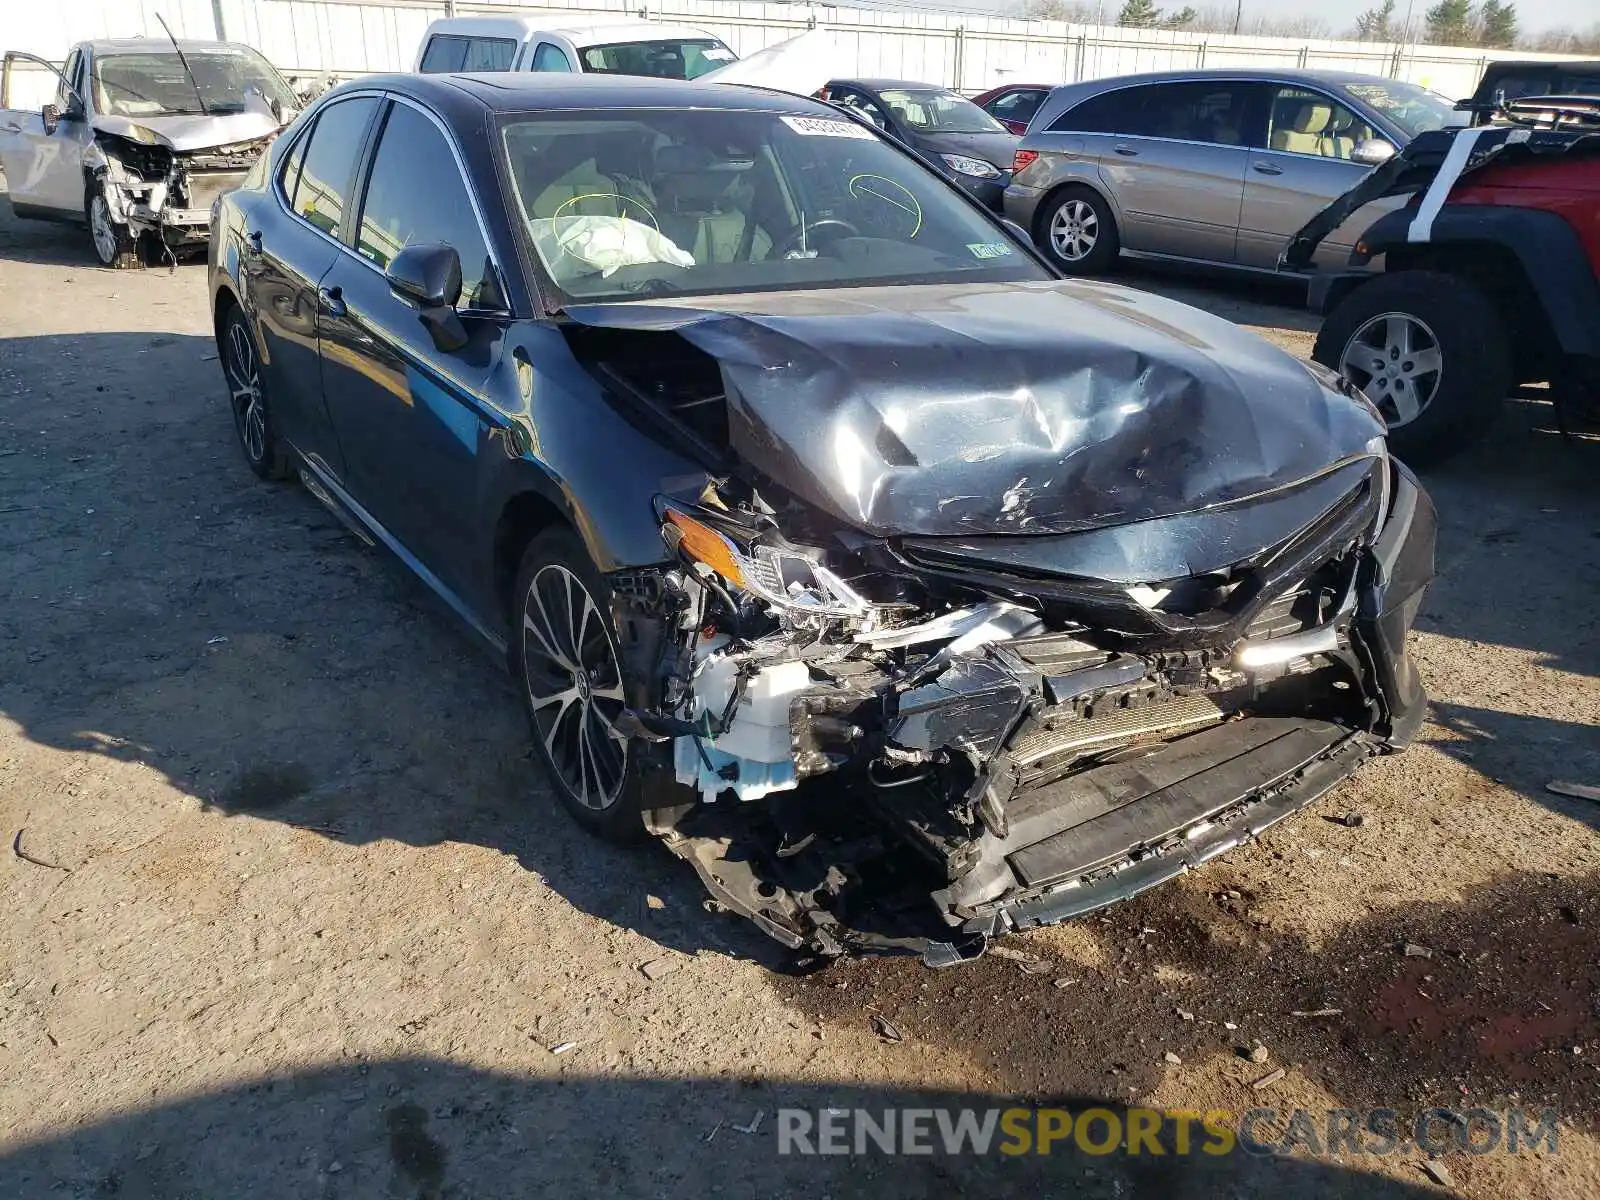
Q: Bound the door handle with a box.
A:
[244,229,263,256]
[1252,162,1284,176]
[1113,144,1139,157]
[317,286,346,317]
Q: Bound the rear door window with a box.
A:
[290,96,379,237]
[991,88,1044,125]
[355,102,498,309]
[1051,82,1249,146]
[1048,85,1152,134]
[419,35,517,73]
[278,122,309,208]
[1136,82,1251,146]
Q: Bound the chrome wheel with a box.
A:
[1049,199,1099,262]
[224,320,266,463]
[89,195,119,265]
[521,564,628,810]
[1339,312,1443,429]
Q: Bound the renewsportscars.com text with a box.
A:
[776,1106,1560,1157]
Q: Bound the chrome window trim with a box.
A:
[1048,75,1403,153]
[271,89,510,318]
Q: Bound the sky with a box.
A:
[1220,0,1586,34]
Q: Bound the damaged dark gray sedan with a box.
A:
[208,72,1435,965]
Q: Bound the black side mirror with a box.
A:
[385,243,468,352]
[41,103,59,135]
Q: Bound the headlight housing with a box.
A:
[940,153,1001,180]
[662,508,871,621]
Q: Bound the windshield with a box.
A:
[579,39,736,80]
[1344,81,1455,139]
[500,109,1044,304]
[877,89,1007,135]
[93,48,297,118]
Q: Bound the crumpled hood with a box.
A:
[566,279,1385,538]
[92,109,284,152]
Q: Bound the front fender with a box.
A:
[1336,206,1600,358]
[477,323,709,584]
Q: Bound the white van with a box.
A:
[414,16,737,79]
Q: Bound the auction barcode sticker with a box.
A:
[782,115,876,140]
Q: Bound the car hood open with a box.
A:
[564,279,1385,538]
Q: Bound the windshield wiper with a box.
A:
[156,15,210,117]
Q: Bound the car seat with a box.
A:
[652,142,772,265]
[1271,100,1335,156]
[519,132,659,224]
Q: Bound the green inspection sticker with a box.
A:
[967,242,1013,259]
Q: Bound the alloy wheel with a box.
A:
[1339,312,1443,429]
[89,195,118,265]
[1049,199,1099,262]
[521,564,628,810]
[224,321,267,463]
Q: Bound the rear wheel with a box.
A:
[220,305,291,480]
[1313,270,1510,464]
[1036,186,1119,275]
[86,187,139,269]
[511,529,645,841]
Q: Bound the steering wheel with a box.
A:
[775,218,860,258]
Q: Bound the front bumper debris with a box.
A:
[619,457,1435,966]
[90,132,268,251]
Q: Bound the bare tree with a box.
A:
[1181,5,1331,35]
[1018,0,1102,20]
[1354,0,1397,40]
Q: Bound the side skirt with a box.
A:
[295,454,507,658]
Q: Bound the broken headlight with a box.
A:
[661,507,871,621]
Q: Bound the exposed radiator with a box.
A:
[181,171,247,214]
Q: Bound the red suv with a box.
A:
[1286,112,1600,462]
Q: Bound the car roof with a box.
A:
[421,16,719,47]
[1478,59,1600,71]
[829,78,952,93]
[83,38,255,55]
[345,71,837,117]
[1058,67,1407,91]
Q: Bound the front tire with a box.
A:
[511,529,645,841]
[86,187,139,269]
[1036,185,1119,275]
[220,305,291,480]
[1313,270,1510,464]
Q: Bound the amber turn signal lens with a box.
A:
[665,510,747,590]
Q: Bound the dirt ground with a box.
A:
[2,186,1598,1200]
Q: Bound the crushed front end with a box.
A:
[89,130,274,253]
[616,451,1434,965]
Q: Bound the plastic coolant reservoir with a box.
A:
[674,656,811,802]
